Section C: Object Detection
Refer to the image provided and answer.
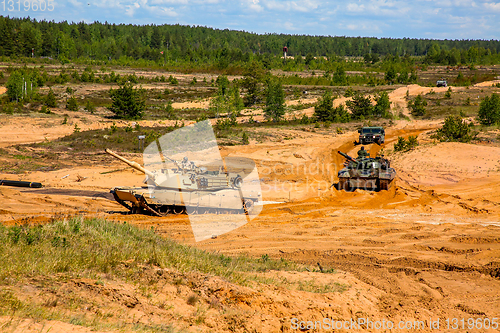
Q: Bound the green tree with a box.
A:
[331,104,351,123]
[229,84,244,113]
[216,75,230,96]
[397,68,409,84]
[150,26,162,49]
[84,100,96,114]
[264,79,285,122]
[242,132,249,145]
[346,93,373,119]
[477,93,500,125]
[314,90,334,122]
[66,96,78,111]
[6,70,23,102]
[332,63,348,85]
[109,82,146,119]
[408,94,427,117]
[242,61,266,106]
[45,88,57,107]
[385,66,397,84]
[374,91,391,118]
[444,87,452,99]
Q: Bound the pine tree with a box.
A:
[408,94,427,117]
[109,82,146,119]
[374,91,391,118]
[314,90,334,122]
[264,79,285,122]
[45,89,58,107]
[346,93,373,119]
[478,93,500,125]
[6,71,23,102]
[66,96,78,111]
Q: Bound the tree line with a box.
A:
[1,16,500,70]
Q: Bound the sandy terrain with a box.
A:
[0,82,499,332]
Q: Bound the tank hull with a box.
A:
[337,155,396,192]
[338,176,395,191]
[111,186,260,216]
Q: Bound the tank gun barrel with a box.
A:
[337,150,357,162]
[105,149,155,178]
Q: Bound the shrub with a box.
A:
[45,89,57,107]
[168,75,178,85]
[477,93,500,125]
[242,132,249,145]
[40,105,50,114]
[384,66,397,84]
[66,96,78,111]
[344,87,355,97]
[408,94,427,117]
[433,115,475,142]
[394,135,418,152]
[444,87,452,99]
[109,82,146,119]
[299,114,311,124]
[163,101,176,119]
[84,100,96,114]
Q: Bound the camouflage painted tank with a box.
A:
[336,150,396,191]
[105,149,261,216]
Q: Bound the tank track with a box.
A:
[113,193,255,217]
[378,179,392,191]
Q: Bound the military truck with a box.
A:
[436,79,448,87]
[358,126,385,145]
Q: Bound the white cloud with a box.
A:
[346,3,365,12]
[246,0,263,12]
[264,0,319,13]
[484,2,500,11]
[150,0,189,4]
[68,0,83,7]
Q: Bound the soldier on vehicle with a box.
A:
[357,146,369,158]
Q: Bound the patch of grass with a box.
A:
[0,218,310,285]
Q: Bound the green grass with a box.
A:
[0,218,309,284]
[0,218,350,331]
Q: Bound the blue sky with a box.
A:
[6,0,500,39]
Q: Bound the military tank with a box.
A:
[105,149,261,216]
[336,150,396,191]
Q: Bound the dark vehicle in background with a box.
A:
[358,127,385,145]
[436,79,448,87]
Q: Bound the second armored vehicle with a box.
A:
[358,126,385,145]
[336,150,396,191]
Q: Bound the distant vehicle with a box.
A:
[357,126,385,145]
[436,79,448,87]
